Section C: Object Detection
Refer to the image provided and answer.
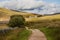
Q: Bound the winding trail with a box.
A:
[29,29,47,40]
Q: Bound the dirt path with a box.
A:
[29,29,47,40]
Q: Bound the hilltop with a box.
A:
[0,8,38,16]
[26,14,60,22]
[0,8,42,21]
[0,8,60,22]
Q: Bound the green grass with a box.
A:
[26,19,60,40]
[0,28,31,40]
[16,29,31,40]
[10,29,31,40]
[39,27,60,40]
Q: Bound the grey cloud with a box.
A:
[0,0,60,14]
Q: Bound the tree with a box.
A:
[8,15,25,28]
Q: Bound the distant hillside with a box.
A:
[43,13,60,16]
[26,14,60,22]
[0,8,32,16]
[0,8,42,21]
[11,9,20,12]
[0,8,42,16]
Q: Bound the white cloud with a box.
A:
[0,0,60,14]
[0,0,44,9]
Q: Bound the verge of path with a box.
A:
[25,27,47,40]
[28,29,47,40]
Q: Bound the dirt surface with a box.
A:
[29,29,47,40]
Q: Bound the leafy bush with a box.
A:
[8,15,25,28]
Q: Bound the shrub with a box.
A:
[8,15,25,28]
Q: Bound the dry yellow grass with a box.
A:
[26,14,60,22]
[0,24,9,30]
[0,8,38,29]
[0,8,60,27]
[0,8,38,21]
[0,8,60,22]
[0,8,36,16]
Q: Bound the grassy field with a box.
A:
[0,24,8,30]
[26,14,60,22]
[13,29,31,40]
[0,28,31,40]
[25,13,60,40]
[39,27,60,40]
[26,19,60,28]
[0,8,39,22]
[26,19,60,40]
[0,8,60,40]
[0,8,37,17]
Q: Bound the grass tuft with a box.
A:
[39,27,60,40]
[9,29,31,40]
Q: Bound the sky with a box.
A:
[0,0,60,14]
[43,0,60,4]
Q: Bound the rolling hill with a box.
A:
[0,8,60,29]
[0,8,41,21]
[0,8,60,22]
[0,8,38,16]
[26,14,60,22]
